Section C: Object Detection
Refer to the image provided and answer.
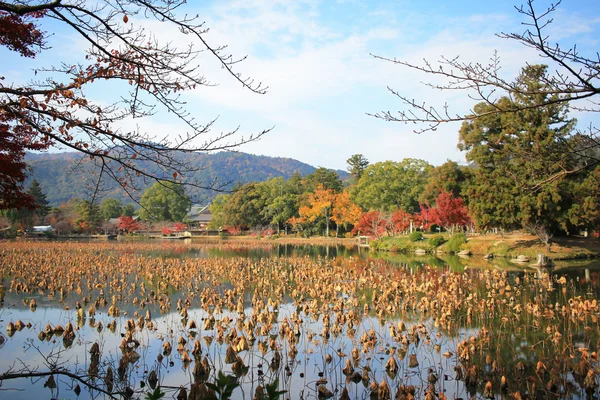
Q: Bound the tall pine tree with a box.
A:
[459,65,580,245]
[28,180,50,222]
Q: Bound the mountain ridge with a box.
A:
[25,151,349,205]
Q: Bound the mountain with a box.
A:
[25,151,349,205]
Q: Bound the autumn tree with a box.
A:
[297,185,336,237]
[352,211,387,239]
[331,190,362,236]
[0,1,268,211]
[139,181,191,222]
[118,215,142,233]
[372,0,599,179]
[390,209,412,235]
[47,199,79,234]
[428,191,470,234]
[419,161,471,206]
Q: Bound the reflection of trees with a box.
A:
[2,241,600,397]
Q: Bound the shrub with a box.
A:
[447,232,467,252]
[428,235,446,247]
[408,231,423,242]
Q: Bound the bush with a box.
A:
[447,232,467,253]
[428,235,446,247]
[408,231,423,242]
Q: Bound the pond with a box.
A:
[0,239,599,399]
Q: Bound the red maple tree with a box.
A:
[172,222,187,232]
[118,216,142,233]
[390,209,412,234]
[352,211,388,238]
[428,190,470,233]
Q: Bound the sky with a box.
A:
[4,0,600,171]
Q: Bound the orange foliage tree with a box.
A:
[297,185,336,236]
[331,190,362,236]
[0,1,268,210]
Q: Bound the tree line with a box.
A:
[2,66,598,243]
[209,66,599,244]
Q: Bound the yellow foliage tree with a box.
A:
[332,191,363,236]
[298,185,336,237]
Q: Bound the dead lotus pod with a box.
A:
[408,354,419,368]
[225,345,237,364]
[147,370,158,389]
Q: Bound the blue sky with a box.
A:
[5,0,600,170]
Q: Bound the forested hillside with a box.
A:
[25,151,347,205]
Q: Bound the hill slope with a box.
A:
[25,151,348,205]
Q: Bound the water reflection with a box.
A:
[0,240,599,399]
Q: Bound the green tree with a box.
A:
[221,182,269,228]
[75,200,102,233]
[260,177,300,234]
[351,159,432,213]
[346,154,369,181]
[419,161,471,206]
[208,194,230,230]
[139,182,191,222]
[28,180,50,221]
[123,204,136,217]
[459,65,578,245]
[100,198,123,221]
[372,0,600,176]
[564,167,600,233]
[304,168,342,193]
[0,180,51,228]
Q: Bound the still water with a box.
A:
[0,239,599,399]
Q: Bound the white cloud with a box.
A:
[36,0,599,170]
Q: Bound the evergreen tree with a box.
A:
[459,65,580,245]
[346,154,369,180]
[28,180,50,223]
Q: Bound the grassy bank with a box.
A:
[371,232,600,260]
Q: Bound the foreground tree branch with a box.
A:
[0,0,270,209]
[371,0,599,171]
